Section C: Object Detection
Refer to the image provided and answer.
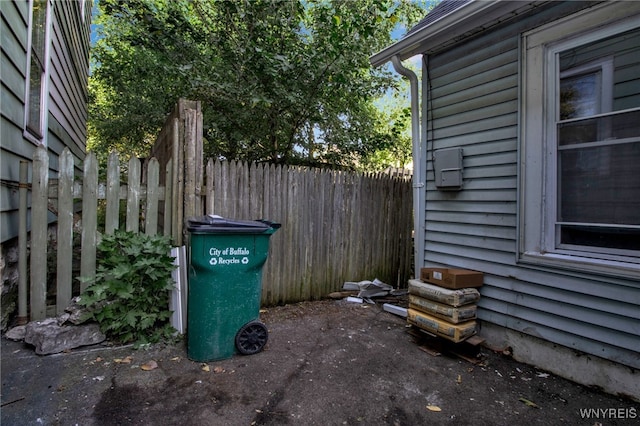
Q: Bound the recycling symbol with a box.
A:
[209,258,217,265]
[242,257,249,264]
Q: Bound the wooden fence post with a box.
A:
[30,146,49,320]
[126,157,141,233]
[18,161,28,323]
[145,158,160,235]
[80,152,98,291]
[172,118,182,246]
[105,151,120,234]
[56,148,74,314]
[164,159,173,238]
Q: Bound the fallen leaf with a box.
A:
[95,357,103,363]
[213,366,225,374]
[426,405,442,412]
[141,360,158,371]
[456,375,462,384]
[201,364,210,372]
[114,356,133,364]
[519,397,540,408]
[170,356,181,362]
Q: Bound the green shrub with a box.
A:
[78,231,176,346]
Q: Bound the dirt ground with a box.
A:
[2,300,638,425]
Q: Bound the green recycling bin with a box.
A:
[186,215,280,362]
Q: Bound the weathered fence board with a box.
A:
[163,158,174,238]
[146,158,160,235]
[18,161,29,322]
[57,149,74,314]
[105,152,120,234]
[30,147,48,320]
[80,151,98,289]
[126,157,141,233]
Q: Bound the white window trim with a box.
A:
[23,0,52,146]
[518,2,640,279]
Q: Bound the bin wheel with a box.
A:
[235,321,268,355]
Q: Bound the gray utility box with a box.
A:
[434,147,463,190]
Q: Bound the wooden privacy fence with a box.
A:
[19,146,412,321]
[20,145,172,321]
[19,97,413,320]
[201,160,413,305]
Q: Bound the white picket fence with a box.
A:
[20,146,172,320]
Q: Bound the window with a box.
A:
[520,3,640,278]
[25,0,50,141]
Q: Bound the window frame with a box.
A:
[558,57,613,120]
[23,0,52,145]
[518,2,640,279]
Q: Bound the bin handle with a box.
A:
[256,219,281,229]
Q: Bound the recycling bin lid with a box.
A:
[187,215,280,233]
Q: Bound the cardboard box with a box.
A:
[421,267,483,289]
[407,308,476,343]
[409,295,476,323]
[408,279,480,307]
[420,267,447,282]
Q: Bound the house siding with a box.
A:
[1,0,30,239]
[423,2,640,369]
[48,0,89,159]
[0,0,90,243]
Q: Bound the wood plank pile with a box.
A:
[407,268,483,343]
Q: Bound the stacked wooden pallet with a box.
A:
[407,268,483,343]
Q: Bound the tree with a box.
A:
[89,0,428,170]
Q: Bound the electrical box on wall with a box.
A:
[434,147,463,190]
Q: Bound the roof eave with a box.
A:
[371,0,532,67]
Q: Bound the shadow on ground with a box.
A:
[2,300,638,425]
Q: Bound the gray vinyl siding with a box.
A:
[616,45,640,109]
[1,0,30,241]
[0,0,89,243]
[48,0,89,159]
[422,3,640,369]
